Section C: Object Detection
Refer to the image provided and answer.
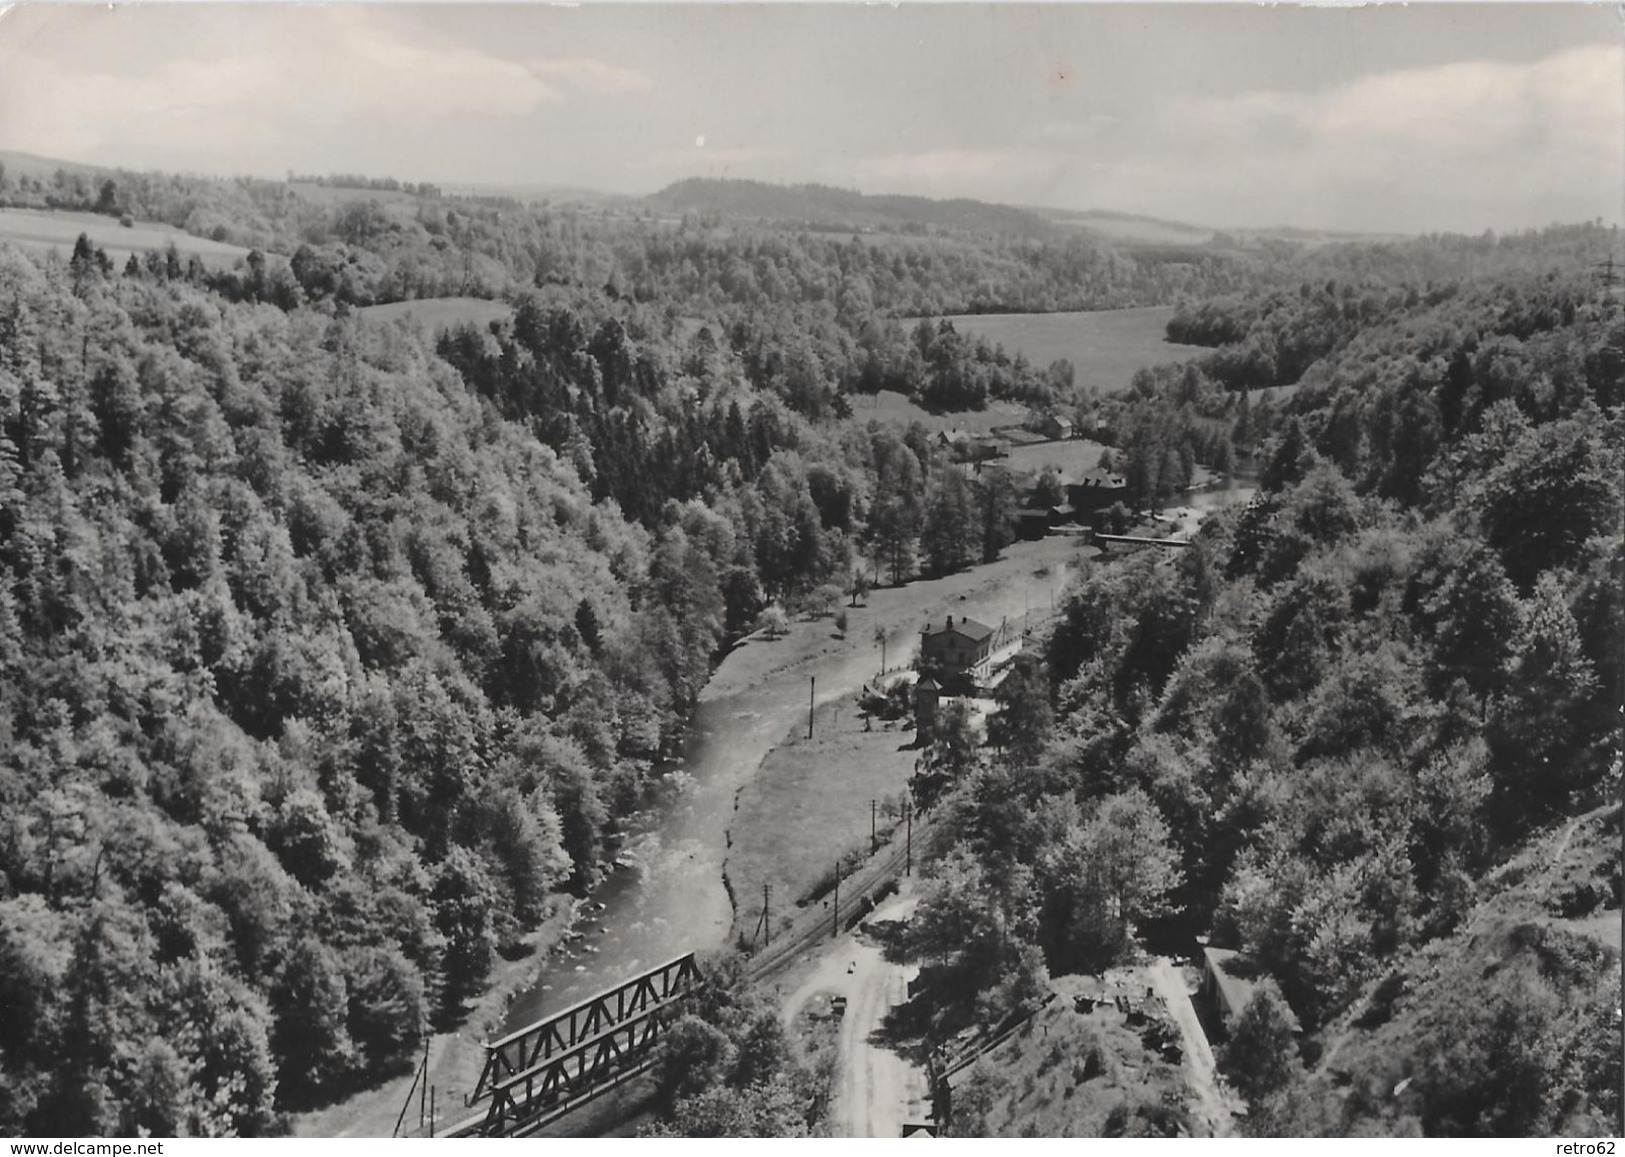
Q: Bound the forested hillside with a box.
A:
[0,181,1144,1133]
[905,270,1624,1137]
[0,158,1619,1137]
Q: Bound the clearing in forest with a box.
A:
[937,306,1209,393]
[0,207,252,270]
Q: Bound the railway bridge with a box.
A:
[443,952,702,1137]
[1092,532,1191,552]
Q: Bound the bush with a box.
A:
[1218,990,1302,1105]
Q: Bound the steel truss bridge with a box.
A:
[1092,532,1191,551]
[444,952,702,1137]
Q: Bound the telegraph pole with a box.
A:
[763,883,772,946]
[871,799,878,854]
[906,792,913,877]
[808,676,816,740]
[831,862,839,940]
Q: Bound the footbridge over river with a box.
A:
[444,953,702,1137]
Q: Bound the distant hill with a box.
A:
[1035,204,1409,250]
[1037,206,1218,247]
[441,181,635,209]
[645,178,1059,238]
[0,148,111,183]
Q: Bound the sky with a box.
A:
[0,3,1619,234]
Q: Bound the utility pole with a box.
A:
[808,676,816,741]
[906,792,913,877]
[420,1038,429,1127]
[871,799,878,854]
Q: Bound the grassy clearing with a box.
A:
[0,207,251,271]
[1002,438,1111,478]
[937,307,1208,394]
[726,701,920,944]
[855,391,1030,437]
[957,991,1189,1137]
[359,296,513,330]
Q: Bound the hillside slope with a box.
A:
[1280,804,1621,1137]
[646,179,1058,238]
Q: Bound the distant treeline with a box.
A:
[288,173,444,199]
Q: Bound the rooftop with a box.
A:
[1203,947,1302,1033]
[923,615,994,641]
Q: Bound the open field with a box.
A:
[725,702,919,944]
[856,391,1030,437]
[359,296,514,330]
[937,307,1209,394]
[1002,438,1111,478]
[0,207,252,270]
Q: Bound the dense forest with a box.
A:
[904,269,1624,1137]
[0,159,1619,1136]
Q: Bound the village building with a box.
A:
[939,428,1005,464]
[919,614,997,679]
[1066,468,1130,515]
[970,436,1005,463]
[1039,413,1075,441]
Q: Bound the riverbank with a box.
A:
[703,533,1081,706]
[292,534,1085,1137]
[292,898,581,1138]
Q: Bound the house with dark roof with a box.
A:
[1039,413,1075,441]
[1199,947,1302,1038]
[919,614,997,679]
[1067,468,1130,515]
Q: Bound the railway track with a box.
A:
[745,821,926,983]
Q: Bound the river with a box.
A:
[501,482,1256,1032]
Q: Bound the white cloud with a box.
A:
[0,7,649,173]
[848,44,1623,232]
[1114,43,1624,230]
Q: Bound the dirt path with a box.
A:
[780,892,929,1138]
[1146,957,1236,1138]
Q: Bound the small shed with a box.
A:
[1200,947,1301,1037]
[1040,413,1075,441]
[914,676,941,744]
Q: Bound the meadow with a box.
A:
[938,306,1208,394]
[1001,438,1111,478]
[855,391,1030,437]
[724,701,919,945]
[0,207,251,270]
